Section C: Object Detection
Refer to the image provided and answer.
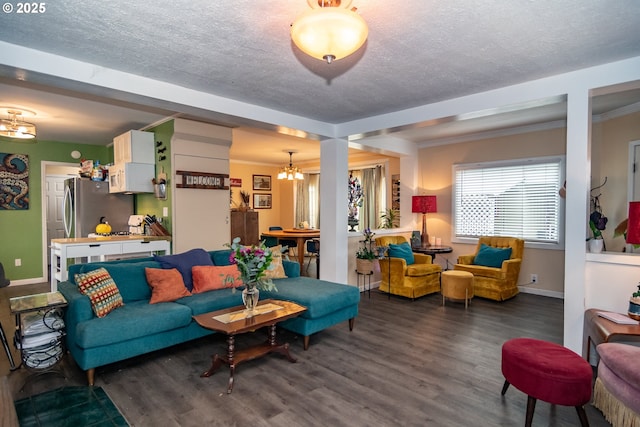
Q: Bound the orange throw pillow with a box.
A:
[192,265,243,293]
[145,268,191,304]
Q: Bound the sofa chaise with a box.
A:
[58,249,360,385]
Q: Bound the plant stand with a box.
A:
[356,270,373,299]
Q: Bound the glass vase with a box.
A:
[242,285,259,315]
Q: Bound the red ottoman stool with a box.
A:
[501,338,593,427]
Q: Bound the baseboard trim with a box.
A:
[7,277,47,287]
[519,285,564,299]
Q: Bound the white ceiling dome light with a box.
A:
[291,0,368,64]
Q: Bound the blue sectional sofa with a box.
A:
[58,250,360,385]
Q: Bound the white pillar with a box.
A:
[399,153,419,230]
[564,89,590,353]
[319,138,349,283]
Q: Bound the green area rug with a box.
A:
[14,386,129,427]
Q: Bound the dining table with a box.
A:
[261,228,320,267]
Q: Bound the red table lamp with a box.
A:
[412,195,437,247]
[626,201,640,245]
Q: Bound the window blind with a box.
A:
[454,158,563,244]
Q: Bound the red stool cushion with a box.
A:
[502,338,592,406]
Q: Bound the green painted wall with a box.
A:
[0,138,110,281]
[135,120,173,235]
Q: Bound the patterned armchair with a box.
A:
[453,236,524,301]
[374,236,442,299]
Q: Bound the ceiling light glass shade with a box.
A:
[0,110,37,139]
[291,7,368,63]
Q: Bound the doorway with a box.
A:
[41,162,78,282]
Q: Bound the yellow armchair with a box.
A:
[374,236,442,299]
[453,236,524,301]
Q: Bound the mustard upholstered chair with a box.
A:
[374,236,442,299]
[453,236,524,301]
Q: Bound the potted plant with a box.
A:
[356,228,376,273]
[587,191,607,252]
[628,283,640,321]
[379,208,400,229]
[239,190,251,211]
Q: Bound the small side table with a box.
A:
[356,270,373,299]
[10,292,67,372]
[583,308,640,364]
[412,245,453,262]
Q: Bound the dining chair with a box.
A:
[269,226,297,256]
[305,239,320,279]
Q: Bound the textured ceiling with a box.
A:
[0,0,639,158]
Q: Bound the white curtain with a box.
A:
[294,167,385,231]
[295,174,320,228]
[360,165,385,229]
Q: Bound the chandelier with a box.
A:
[291,0,368,64]
[277,151,304,181]
[0,108,37,140]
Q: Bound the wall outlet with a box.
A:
[531,273,538,284]
[15,258,21,267]
[163,206,169,217]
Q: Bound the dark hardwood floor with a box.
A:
[2,272,610,426]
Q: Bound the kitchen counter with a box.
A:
[51,235,171,245]
[50,236,172,291]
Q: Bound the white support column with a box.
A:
[399,153,419,230]
[564,89,591,354]
[319,138,349,284]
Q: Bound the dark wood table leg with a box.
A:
[297,237,305,268]
[266,324,297,362]
[201,325,299,393]
[225,334,236,393]
[201,334,234,378]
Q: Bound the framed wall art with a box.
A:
[253,193,272,209]
[252,174,271,191]
[0,153,29,210]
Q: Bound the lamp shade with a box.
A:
[412,195,437,214]
[291,6,368,63]
[627,201,640,245]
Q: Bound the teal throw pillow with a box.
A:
[473,243,512,268]
[388,242,415,265]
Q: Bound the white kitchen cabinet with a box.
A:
[113,130,155,164]
[109,162,155,193]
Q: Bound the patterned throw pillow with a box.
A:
[264,245,287,279]
[74,267,124,318]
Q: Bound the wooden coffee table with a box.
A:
[193,299,306,393]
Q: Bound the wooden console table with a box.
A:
[583,308,640,364]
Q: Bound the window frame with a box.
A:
[451,155,566,250]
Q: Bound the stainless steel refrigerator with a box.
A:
[63,178,133,238]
